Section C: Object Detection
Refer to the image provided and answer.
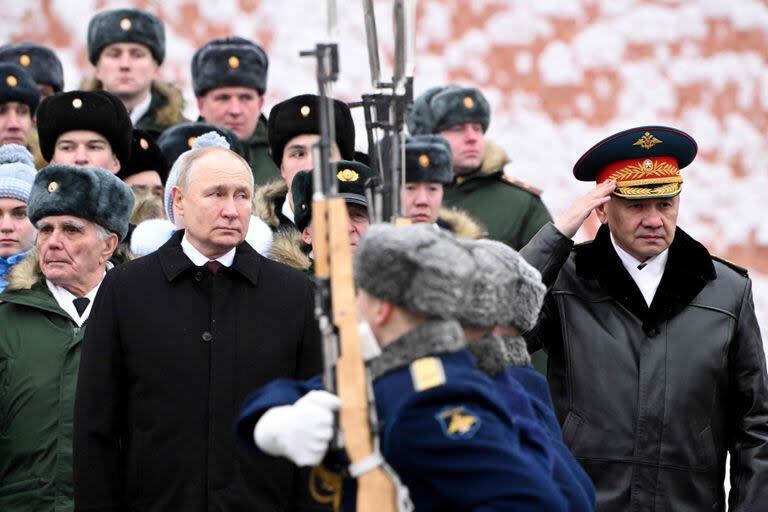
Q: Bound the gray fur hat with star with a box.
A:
[354,223,475,319]
[0,144,36,203]
[28,165,135,241]
[458,239,545,331]
[407,85,490,135]
[87,8,166,65]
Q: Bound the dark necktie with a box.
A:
[637,262,648,271]
[73,297,90,317]
[206,260,222,274]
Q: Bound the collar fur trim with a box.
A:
[253,179,288,228]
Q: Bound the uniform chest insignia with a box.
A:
[436,405,481,439]
[409,357,446,392]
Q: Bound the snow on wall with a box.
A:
[2,0,767,341]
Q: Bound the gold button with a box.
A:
[140,138,149,150]
[300,105,310,117]
[48,181,58,193]
[19,54,31,67]
[187,136,197,147]
[463,96,475,109]
[228,56,240,69]
[72,98,83,109]
[120,18,132,30]
[418,154,430,168]
[6,75,17,87]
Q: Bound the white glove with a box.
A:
[254,390,342,467]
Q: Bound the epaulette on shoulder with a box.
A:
[500,175,543,196]
[711,255,749,277]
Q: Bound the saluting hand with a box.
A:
[553,180,616,238]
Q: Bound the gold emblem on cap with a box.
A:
[6,75,17,87]
[120,18,132,30]
[642,159,653,170]
[140,138,149,150]
[228,56,240,69]
[19,54,31,67]
[337,169,359,182]
[187,136,197,147]
[633,132,662,150]
[48,181,58,193]
[72,98,83,109]
[300,105,311,117]
[463,96,475,109]
[418,154,430,168]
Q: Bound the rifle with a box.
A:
[353,0,418,224]
[301,2,412,510]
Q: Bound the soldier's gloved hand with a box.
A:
[254,390,342,467]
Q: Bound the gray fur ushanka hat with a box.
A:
[87,8,166,65]
[191,37,268,97]
[28,165,135,241]
[458,238,545,331]
[354,223,475,319]
[407,85,490,135]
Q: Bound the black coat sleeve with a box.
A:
[294,281,323,380]
[73,270,126,511]
[728,279,768,510]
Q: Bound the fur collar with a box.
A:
[437,207,486,239]
[80,77,186,127]
[268,229,311,271]
[479,139,510,175]
[574,224,716,331]
[253,179,288,228]
[5,250,42,291]
[468,333,532,376]
[370,320,466,380]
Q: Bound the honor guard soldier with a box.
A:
[36,90,132,173]
[521,126,768,511]
[236,224,568,511]
[408,85,551,250]
[268,160,372,272]
[0,41,64,99]
[192,37,277,187]
[402,134,484,238]
[85,8,186,140]
[0,64,39,150]
[254,94,355,231]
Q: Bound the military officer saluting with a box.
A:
[408,85,551,250]
[236,224,568,511]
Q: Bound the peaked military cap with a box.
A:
[0,63,39,111]
[28,164,135,241]
[573,125,697,199]
[36,90,133,164]
[0,42,64,93]
[119,129,170,184]
[157,122,246,166]
[354,223,476,318]
[192,37,268,97]
[291,160,373,232]
[405,135,453,184]
[267,94,355,166]
[87,8,166,65]
[408,85,490,135]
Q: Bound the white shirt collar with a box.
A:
[281,197,296,224]
[129,91,153,126]
[610,232,669,307]
[46,262,113,327]
[181,234,236,267]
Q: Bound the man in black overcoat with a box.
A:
[73,142,324,511]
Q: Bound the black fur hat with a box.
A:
[0,63,40,111]
[28,164,135,241]
[0,42,64,93]
[119,129,170,184]
[191,37,268,97]
[405,135,453,184]
[267,94,355,166]
[87,8,165,65]
[36,90,133,164]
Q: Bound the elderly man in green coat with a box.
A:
[408,85,552,250]
[0,165,133,511]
